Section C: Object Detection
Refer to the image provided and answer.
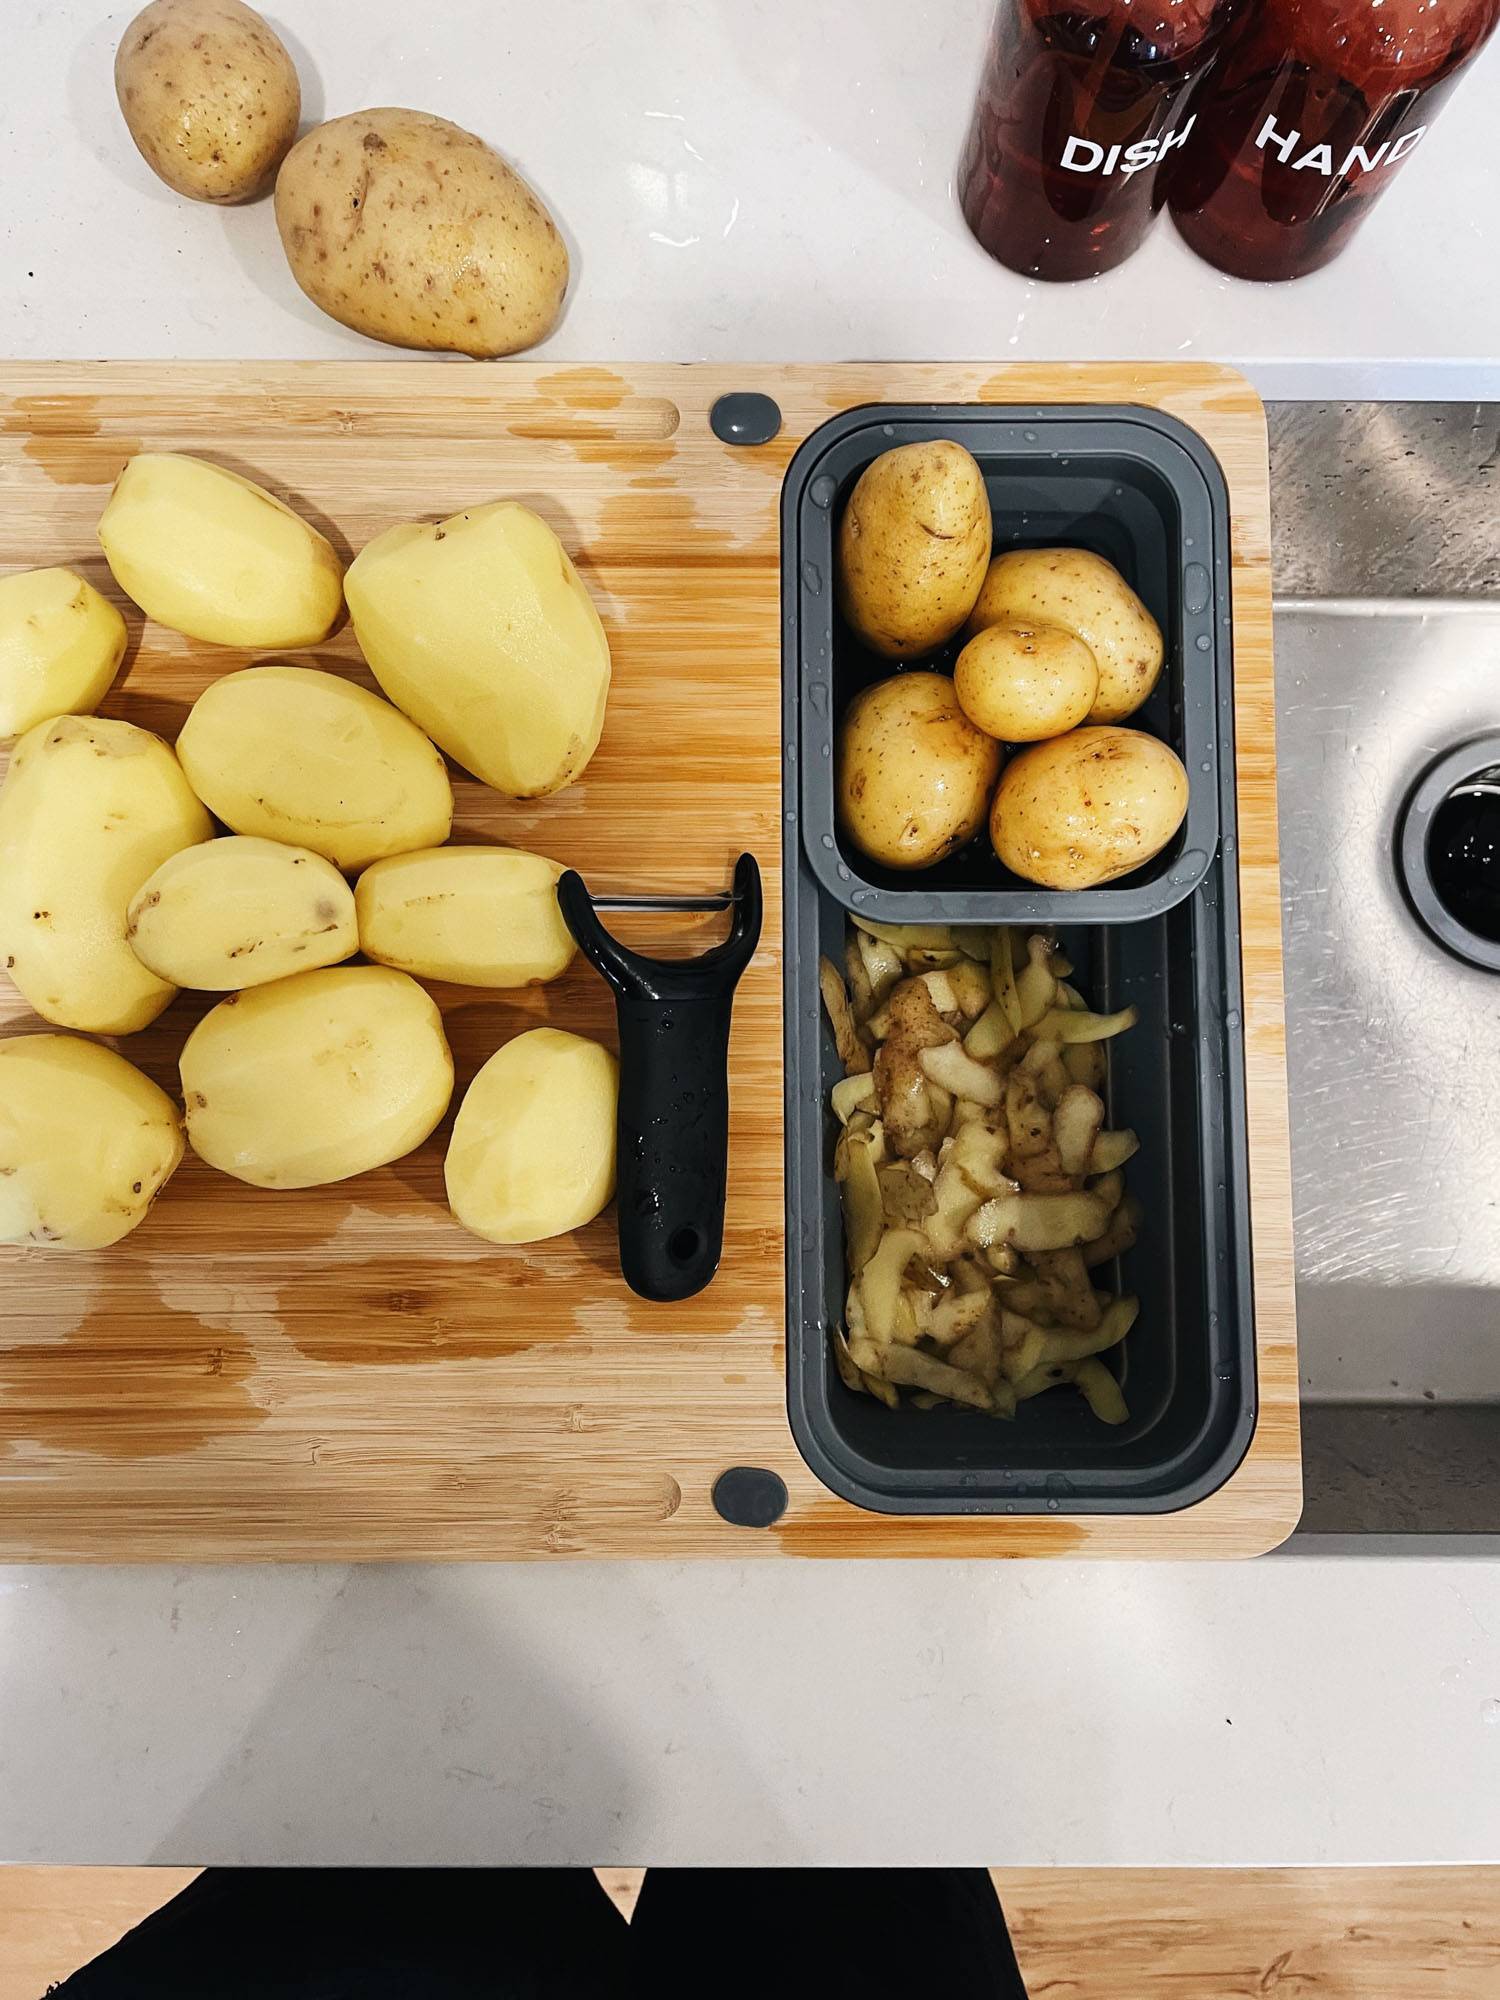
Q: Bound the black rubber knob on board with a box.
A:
[712,1466,789,1528]
[556,854,763,1303]
[709,392,782,446]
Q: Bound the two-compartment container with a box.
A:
[780,405,1255,1514]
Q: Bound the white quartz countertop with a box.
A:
[5,0,1500,398]
[2,0,1500,1869]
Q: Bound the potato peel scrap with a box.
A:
[819,922,1142,1426]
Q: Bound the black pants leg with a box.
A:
[49,1867,630,2000]
[629,1867,1029,1999]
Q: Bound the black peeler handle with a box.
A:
[556,854,763,1303]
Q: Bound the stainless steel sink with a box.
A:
[1267,405,1500,1545]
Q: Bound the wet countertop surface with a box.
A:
[2,0,1500,1869]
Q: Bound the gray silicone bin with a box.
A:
[784,403,1233,926]
[779,401,1255,1513]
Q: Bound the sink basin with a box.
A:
[1276,599,1500,1540]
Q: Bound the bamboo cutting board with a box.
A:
[0,361,1298,1560]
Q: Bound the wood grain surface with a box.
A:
[5,1868,1496,1998]
[0,361,1298,1559]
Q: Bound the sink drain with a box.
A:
[1398,734,1500,971]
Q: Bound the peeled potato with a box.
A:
[964,548,1163,725]
[128,836,357,990]
[181,966,453,1189]
[175,665,453,873]
[0,569,127,745]
[114,0,300,204]
[345,500,610,799]
[836,670,1002,871]
[274,108,568,358]
[98,453,343,649]
[837,442,992,659]
[953,618,1099,742]
[445,1027,617,1245]
[0,1035,184,1250]
[356,847,574,988]
[0,716,212,1033]
[990,726,1189,890]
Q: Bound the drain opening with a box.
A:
[1428,766,1500,946]
[1399,737,1500,972]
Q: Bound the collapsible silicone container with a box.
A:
[780,404,1254,1515]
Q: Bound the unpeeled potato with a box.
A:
[275,109,569,358]
[990,726,1189,890]
[836,442,992,659]
[964,548,1163,725]
[836,671,1002,871]
[115,0,300,204]
[953,618,1099,742]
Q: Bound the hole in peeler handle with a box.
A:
[668,1226,704,1267]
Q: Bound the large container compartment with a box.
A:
[780,402,1255,1516]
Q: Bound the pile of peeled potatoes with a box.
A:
[834,441,1191,889]
[0,453,617,1255]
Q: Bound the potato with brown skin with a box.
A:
[990,726,1189,890]
[836,442,992,659]
[115,0,300,204]
[953,617,1099,742]
[837,671,1002,871]
[964,548,1163,724]
[274,109,569,358]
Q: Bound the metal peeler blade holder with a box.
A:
[556,853,763,1303]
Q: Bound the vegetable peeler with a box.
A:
[556,853,763,1304]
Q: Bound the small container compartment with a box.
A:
[780,401,1254,1515]
[784,403,1232,926]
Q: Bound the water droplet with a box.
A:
[808,680,829,717]
[1046,1498,1059,1511]
[1482,1698,1500,1727]
[784,808,796,822]
[820,741,831,758]
[1225,1007,1241,1028]
[1185,537,1195,549]
[881,424,896,438]
[836,864,851,881]
[820,833,835,850]
[1023,429,1037,443]
[786,741,798,763]
[809,473,838,509]
[1196,634,1212,653]
[851,888,868,903]
[801,561,823,595]
[1200,760,1212,773]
